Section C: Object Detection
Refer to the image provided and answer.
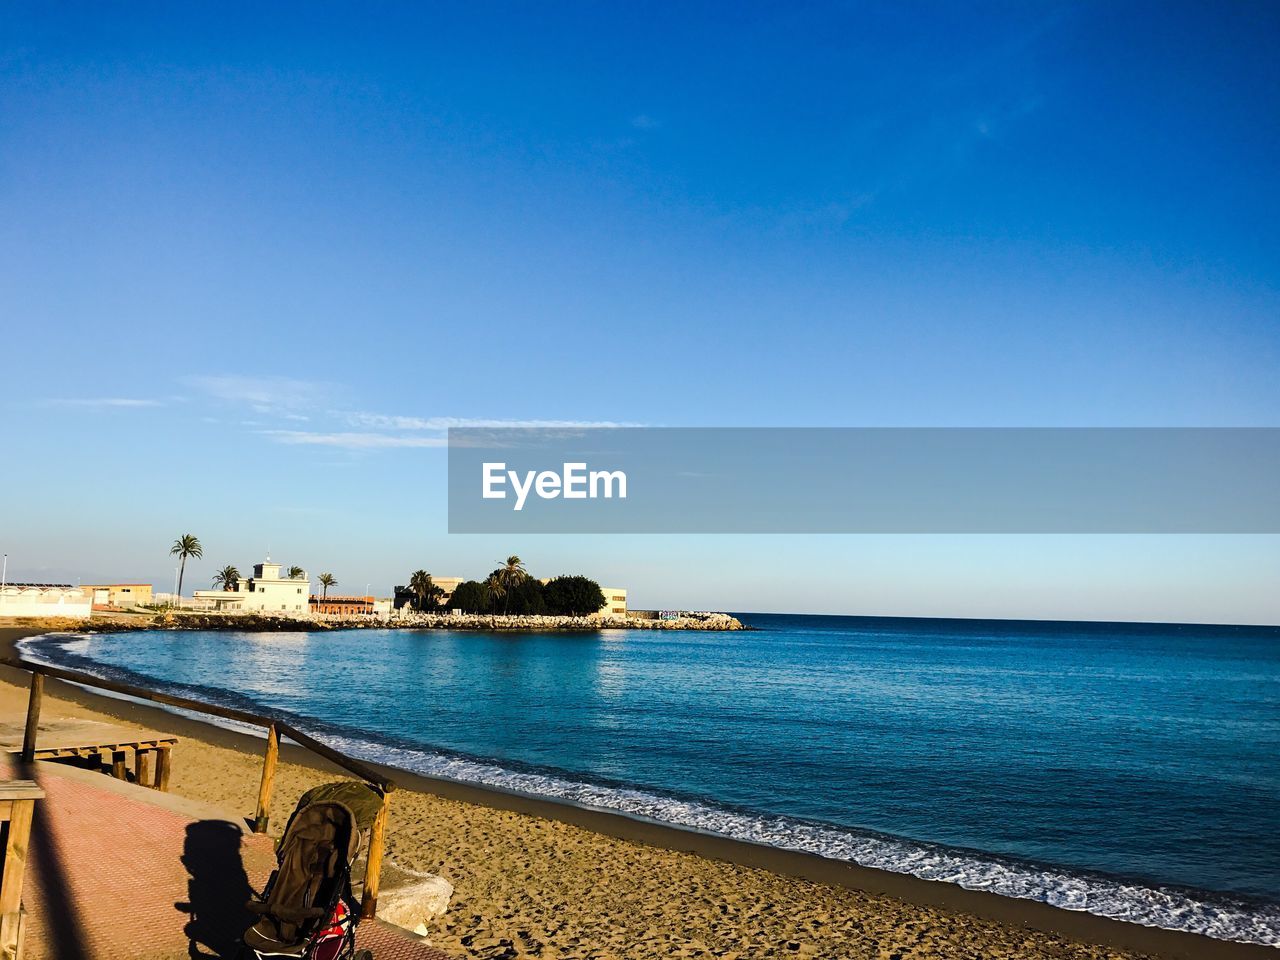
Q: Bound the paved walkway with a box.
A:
[18,760,455,960]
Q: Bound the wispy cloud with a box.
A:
[342,413,640,431]
[260,430,447,449]
[630,114,661,131]
[184,373,637,452]
[44,397,163,409]
[185,374,328,413]
[261,415,639,452]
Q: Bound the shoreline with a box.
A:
[3,625,1271,960]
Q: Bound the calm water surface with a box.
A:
[24,614,1280,944]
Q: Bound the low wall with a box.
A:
[0,596,93,619]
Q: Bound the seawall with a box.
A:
[0,610,747,633]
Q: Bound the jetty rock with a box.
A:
[394,612,747,631]
[51,609,749,633]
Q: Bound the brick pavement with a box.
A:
[18,762,455,960]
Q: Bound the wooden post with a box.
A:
[360,789,391,919]
[154,744,172,791]
[0,787,41,960]
[111,750,127,780]
[134,748,153,788]
[253,724,279,834]
[20,673,42,765]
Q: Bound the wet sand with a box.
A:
[1,625,1264,960]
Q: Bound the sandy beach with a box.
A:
[1,625,1263,960]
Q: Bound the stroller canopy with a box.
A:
[291,781,384,840]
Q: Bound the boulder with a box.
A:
[375,876,455,936]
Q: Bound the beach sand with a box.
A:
[0,626,1256,960]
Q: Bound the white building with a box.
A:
[595,587,628,618]
[193,560,310,615]
[0,583,93,619]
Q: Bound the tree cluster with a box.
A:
[445,573,606,616]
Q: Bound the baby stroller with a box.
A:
[241,781,385,960]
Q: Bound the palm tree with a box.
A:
[212,565,240,591]
[317,572,336,599]
[287,565,305,579]
[169,534,203,600]
[484,572,506,615]
[497,555,529,614]
[408,570,444,612]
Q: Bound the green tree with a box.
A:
[287,565,305,579]
[497,555,529,614]
[447,580,489,613]
[484,572,506,614]
[317,572,337,598]
[506,577,547,615]
[211,565,240,591]
[408,570,445,612]
[169,534,203,600]
[542,575,606,616]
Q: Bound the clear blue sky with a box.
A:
[2,2,1277,622]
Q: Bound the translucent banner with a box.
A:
[447,427,1280,533]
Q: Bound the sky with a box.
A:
[1,2,1278,623]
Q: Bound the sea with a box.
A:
[21,613,1280,946]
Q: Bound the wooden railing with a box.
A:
[0,657,395,918]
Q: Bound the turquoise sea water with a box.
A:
[23,614,1280,945]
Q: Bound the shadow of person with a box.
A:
[176,819,256,959]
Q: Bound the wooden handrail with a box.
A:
[273,720,394,793]
[254,723,280,834]
[1,654,397,918]
[1,657,271,728]
[0,656,395,792]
